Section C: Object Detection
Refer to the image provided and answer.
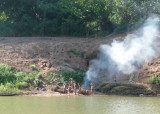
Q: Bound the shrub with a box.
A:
[23,76,35,83]
[61,71,85,84]
[0,64,16,84]
[0,84,20,94]
[68,49,85,57]
[36,72,43,79]
[30,65,39,71]
[5,82,15,89]
[16,82,28,89]
[16,72,27,82]
[46,72,63,84]
[150,74,160,85]
[33,79,42,87]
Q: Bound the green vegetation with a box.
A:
[46,72,64,84]
[30,65,39,71]
[0,63,85,94]
[61,71,85,84]
[0,83,20,95]
[54,45,59,52]
[68,49,85,57]
[150,74,160,85]
[0,63,43,94]
[0,0,159,37]
[46,70,85,84]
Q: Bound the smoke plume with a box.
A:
[84,16,160,86]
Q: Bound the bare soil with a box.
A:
[0,33,160,85]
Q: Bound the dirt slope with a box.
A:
[0,34,160,83]
[0,36,114,73]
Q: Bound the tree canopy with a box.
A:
[0,0,159,37]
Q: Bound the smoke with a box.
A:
[84,16,160,86]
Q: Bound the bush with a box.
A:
[23,75,35,83]
[0,64,16,84]
[0,84,20,94]
[0,63,46,94]
[16,72,27,82]
[61,71,85,84]
[5,82,15,89]
[46,72,63,84]
[34,79,42,87]
[150,74,160,85]
[30,65,39,71]
[36,72,43,79]
[16,82,28,89]
[68,49,85,57]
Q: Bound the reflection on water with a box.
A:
[0,96,159,114]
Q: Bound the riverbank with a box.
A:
[0,36,160,96]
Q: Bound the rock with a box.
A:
[53,86,63,93]
[41,61,48,63]
[42,63,47,67]
[41,88,46,91]
[139,94,144,97]
[34,79,39,83]
[47,63,52,68]
[35,87,39,90]
[56,65,75,72]
[58,82,63,86]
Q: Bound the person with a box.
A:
[68,85,72,95]
[73,82,76,95]
[90,83,95,95]
[85,89,89,95]
[63,83,68,93]
[78,83,82,95]
[69,78,74,89]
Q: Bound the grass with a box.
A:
[54,45,59,52]
[68,48,85,58]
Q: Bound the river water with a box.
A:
[0,96,159,114]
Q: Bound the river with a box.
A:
[0,96,159,114]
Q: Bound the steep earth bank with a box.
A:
[0,33,160,95]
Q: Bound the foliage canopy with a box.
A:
[0,0,160,37]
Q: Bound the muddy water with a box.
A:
[0,96,159,114]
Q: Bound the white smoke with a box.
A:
[84,16,160,86]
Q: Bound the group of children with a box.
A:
[63,78,95,95]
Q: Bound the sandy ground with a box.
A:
[21,90,106,97]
